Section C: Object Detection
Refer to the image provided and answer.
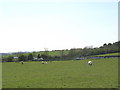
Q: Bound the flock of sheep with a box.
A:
[20,60,93,66]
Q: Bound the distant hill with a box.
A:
[2,41,120,62]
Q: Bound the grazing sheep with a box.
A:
[41,61,48,64]
[21,61,24,64]
[42,61,44,64]
[88,61,92,66]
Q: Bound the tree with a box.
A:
[41,54,48,59]
[68,48,75,57]
[7,56,13,62]
[28,53,33,61]
[33,51,36,57]
[18,54,27,61]
[108,43,112,46]
[37,54,41,58]
[43,48,49,60]
[103,43,107,46]
[60,50,64,60]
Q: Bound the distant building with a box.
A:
[32,57,44,61]
[38,58,43,60]
[13,57,18,62]
[13,57,18,59]
[33,57,38,60]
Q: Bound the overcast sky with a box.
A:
[0,0,118,53]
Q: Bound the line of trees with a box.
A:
[67,41,120,58]
[2,41,120,62]
[2,53,33,62]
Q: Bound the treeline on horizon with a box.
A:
[2,41,120,62]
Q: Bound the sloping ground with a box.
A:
[94,53,120,57]
[76,53,120,60]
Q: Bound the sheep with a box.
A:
[88,61,92,66]
[21,61,24,64]
[41,61,48,64]
[42,61,44,64]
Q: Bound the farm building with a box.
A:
[32,57,43,61]
[13,57,18,62]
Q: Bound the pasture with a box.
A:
[94,53,120,57]
[2,58,118,88]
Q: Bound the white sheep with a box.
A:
[42,61,44,64]
[88,61,92,66]
[21,61,24,64]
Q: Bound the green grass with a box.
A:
[94,53,120,57]
[34,50,69,57]
[2,58,118,88]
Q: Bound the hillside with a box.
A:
[2,41,120,62]
[94,53,120,57]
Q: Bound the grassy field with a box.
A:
[94,53,120,57]
[2,58,118,88]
